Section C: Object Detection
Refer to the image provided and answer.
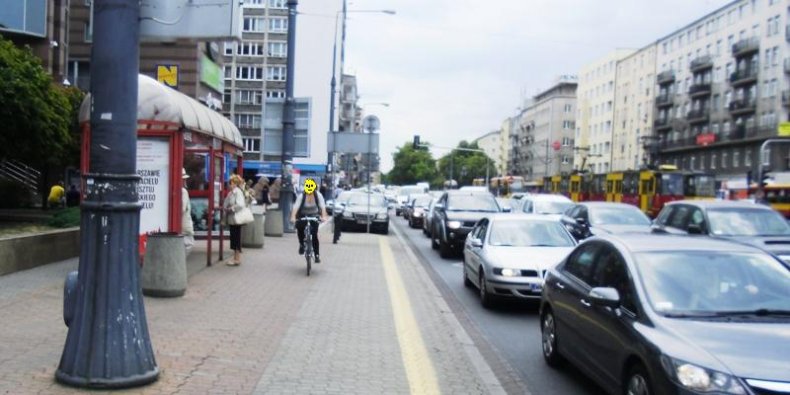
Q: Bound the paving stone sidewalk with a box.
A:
[0,223,508,394]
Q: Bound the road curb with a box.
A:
[391,222,531,395]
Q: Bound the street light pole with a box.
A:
[328,0,347,191]
[280,0,299,233]
[57,0,158,388]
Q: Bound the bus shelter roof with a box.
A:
[79,74,242,148]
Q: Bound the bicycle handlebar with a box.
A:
[298,216,321,222]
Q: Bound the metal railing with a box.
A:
[0,159,41,191]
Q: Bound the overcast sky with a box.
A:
[294,0,732,173]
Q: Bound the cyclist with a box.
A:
[290,178,329,263]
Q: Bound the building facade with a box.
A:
[515,76,578,181]
[653,0,790,182]
[612,44,659,171]
[499,117,514,176]
[221,0,290,163]
[575,49,635,174]
[473,131,502,172]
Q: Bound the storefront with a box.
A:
[79,74,243,266]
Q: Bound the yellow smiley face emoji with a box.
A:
[304,178,317,194]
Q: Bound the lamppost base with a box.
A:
[55,368,159,389]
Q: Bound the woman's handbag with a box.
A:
[232,205,254,225]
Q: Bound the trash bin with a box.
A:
[242,206,265,248]
[141,233,187,297]
[265,207,283,237]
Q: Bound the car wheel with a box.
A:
[479,271,494,308]
[462,257,473,288]
[431,227,439,250]
[624,364,653,395]
[541,308,564,367]
[439,238,452,258]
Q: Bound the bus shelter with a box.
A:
[79,74,243,266]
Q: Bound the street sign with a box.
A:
[140,0,242,41]
[778,122,790,137]
[362,115,381,133]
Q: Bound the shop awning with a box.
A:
[79,74,242,148]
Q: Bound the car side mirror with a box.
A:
[502,206,512,213]
[470,238,483,248]
[589,287,620,308]
[687,224,704,235]
[575,217,588,227]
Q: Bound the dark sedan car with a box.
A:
[407,194,434,229]
[338,192,389,234]
[561,202,652,241]
[431,190,501,258]
[540,233,790,395]
[651,200,790,264]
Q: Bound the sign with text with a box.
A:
[696,133,716,146]
[137,138,171,234]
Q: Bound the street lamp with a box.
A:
[327,2,395,189]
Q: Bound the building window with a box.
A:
[745,149,752,166]
[224,42,235,55]
[561,137,573,146]
[266,90,286,98]
[733,150,740,167]
[237,90,263,105]
[266,66,286,81]
[268,42,287,57]
[223,66,232,80]
[561,156,570,164]
[223,89,231,104]
[84,21,92,42]
[237,42,265,56]
[269,18,288,33]
[244,0,265,7]
[268,0,287,8]
[243,138,261,153]
[235,66,264,81]
[234,114,261,129]
[564,104,572,113]
[243,17,265,32]
[721,152,728,169]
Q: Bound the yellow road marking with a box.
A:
[379,236,441,395]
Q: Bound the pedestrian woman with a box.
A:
[223,174,247,266]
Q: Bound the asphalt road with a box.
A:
[392,216,605,395]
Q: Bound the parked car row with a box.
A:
[396,190,790,395]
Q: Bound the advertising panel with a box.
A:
[137,138,171,234]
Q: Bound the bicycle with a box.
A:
[299,216,320,276]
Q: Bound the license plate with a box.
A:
[530,283,543,292]
[357,220,370,224]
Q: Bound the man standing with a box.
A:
[182,169,195,255]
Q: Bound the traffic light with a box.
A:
[412,135,420,149]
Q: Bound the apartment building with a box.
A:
[473,131,502,172]
[1,0,70,86]
[514,76,578,181]
[499,117,515,177]
[575,49,635,174]
[222,0,291,163]
[612,44,659,171]
[654,0,790,182]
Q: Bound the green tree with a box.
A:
[437,141,496,187]
[388,142,438,185]
[0,36,73,166]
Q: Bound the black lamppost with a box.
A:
[280,0,299,233]
[56,0,158,388]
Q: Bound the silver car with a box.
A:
[422,196,440,237]
[463,214,577,308]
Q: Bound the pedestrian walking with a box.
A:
[65,184,80,207]
[223,174,252,266]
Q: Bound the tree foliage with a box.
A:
[388,142,438,186]
[0,36,75,166]
[437,141,497,187]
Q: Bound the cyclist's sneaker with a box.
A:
[298,245,305,255]
[314,255,321,264]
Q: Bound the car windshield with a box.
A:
[488,221,575,247]
[636,251,790,315]
[400,187,424,196]
[447,194,499,212]
[347,194,385,207]
[660,174,684,195]
[532,200,574,215]
[336,191,354,203]
[707,208,790,237]
[589,206,651,226]
[413,195,433,207]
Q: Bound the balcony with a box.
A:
[686,109,710,125]
[729,68,758,86]
[655,94,673,108]
[731,37,760,57]
[656,70,676,85]
[689,55,713,72]
[728,98,757,115]
[654,118,672,131]
[688,83,712,98]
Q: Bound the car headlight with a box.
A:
[661,357,747,394]
[343,211,353,218]
[447,220,462,229]
[499,268,520,277]
[376,212,387,219]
